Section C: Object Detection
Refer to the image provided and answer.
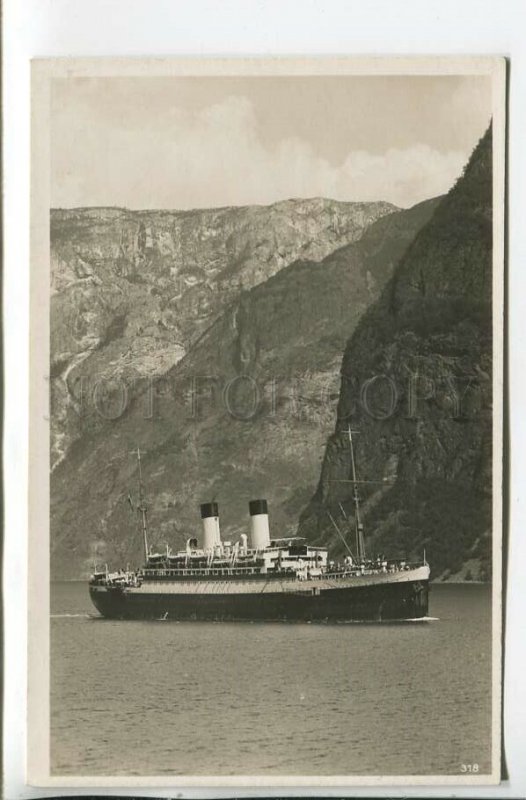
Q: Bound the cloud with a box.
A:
[52,94,469,210]
[340,145,467,207]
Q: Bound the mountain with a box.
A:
[298,127,493,581]
[50,198,396,469]
[50,198,438,578]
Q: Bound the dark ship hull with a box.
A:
[90,567,429,622]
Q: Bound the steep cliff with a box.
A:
[50,198,438,577]
[50,198,395,468]
[298,127,493,581]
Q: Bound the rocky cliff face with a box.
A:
[50,198,438,578]
[298,127,493,581]
[50,198,395,469]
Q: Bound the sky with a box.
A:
[51,75,492,210]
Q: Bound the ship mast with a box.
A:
[346,426,366,562]
[135,446,149,562]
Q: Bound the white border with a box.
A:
[26,54,506,791]
[3,1,525,798]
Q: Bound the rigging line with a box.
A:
[338,501,358,564]
[125,513,141,565]
[135,446,150,561]
[327,511,355,560]
[329,479,396,484]
[126,492,143,563]
[346,425,366,561]
[337,502,356,542]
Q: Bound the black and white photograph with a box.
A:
[26,56,505,786]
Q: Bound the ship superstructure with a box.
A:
[89,429,430,622]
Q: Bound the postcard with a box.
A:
[27,55,506,788]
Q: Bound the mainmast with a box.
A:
[346,426,366,562]
[135,446,149,562]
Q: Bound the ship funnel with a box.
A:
[200,502,221,551]
[249,499,270,550]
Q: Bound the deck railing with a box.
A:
[92,559,428,586]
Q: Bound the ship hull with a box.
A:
[90,569,429,622]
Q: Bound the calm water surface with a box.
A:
[51,582,492,776]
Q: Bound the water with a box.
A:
[51,582,493,777]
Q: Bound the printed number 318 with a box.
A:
[461,764,479,773]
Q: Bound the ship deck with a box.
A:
[96,564,430,595]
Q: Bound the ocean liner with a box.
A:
[89,427,430,622]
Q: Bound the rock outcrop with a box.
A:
[50,199,396,468]
[298,127,493,581]
[50,198,439,577]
